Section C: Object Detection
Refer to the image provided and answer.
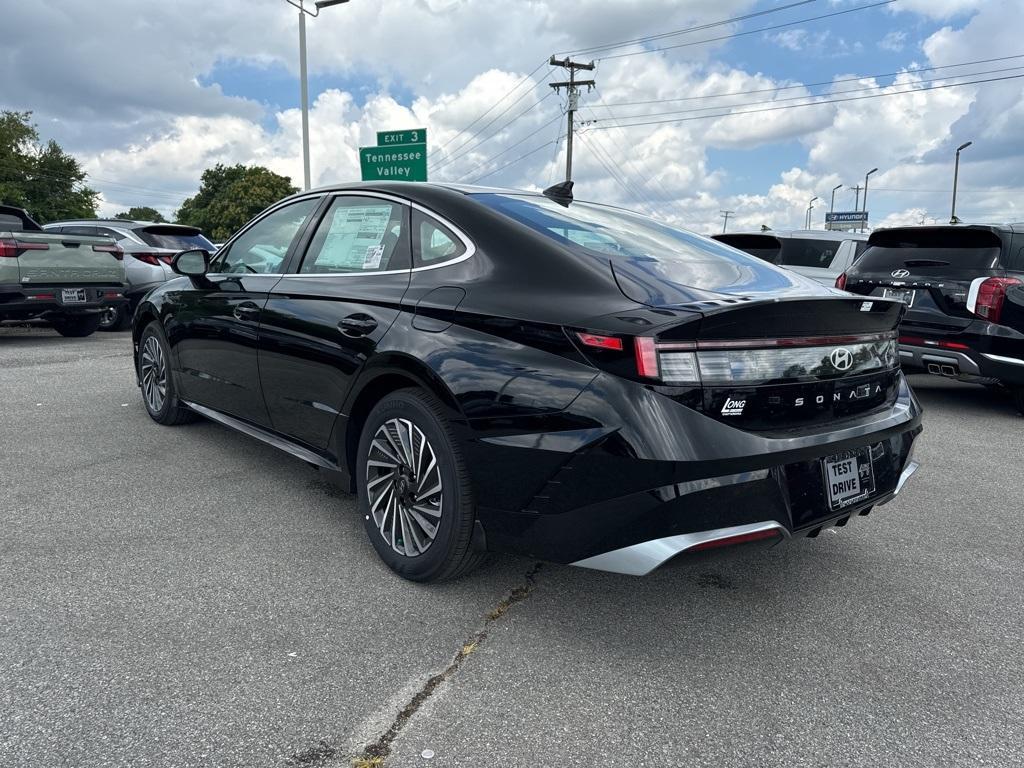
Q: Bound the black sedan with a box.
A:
[132,182,922,582]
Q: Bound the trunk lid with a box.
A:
[844,226,1008,332]
[10,232,125,286]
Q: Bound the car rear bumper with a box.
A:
[467,372,923,571]
[899,337,1024,387]
[0,283,127,320]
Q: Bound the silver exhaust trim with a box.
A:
[571,521,789,576]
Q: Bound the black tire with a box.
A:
[137,321,197,425]
[1014,387,1024,416]
[98,304,131,332]
[356,388,486,583]
[52,314,101,338]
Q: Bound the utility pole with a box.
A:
[720,210,733,233]
[850,184,863,213]
[549,56,595,183]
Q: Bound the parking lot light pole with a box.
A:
[805,196,818,229]
[291,0,350,191]
[829,184,842,231]
[950,141,972,224]
[861,168,878,232]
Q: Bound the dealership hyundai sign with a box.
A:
[825,211,869,223]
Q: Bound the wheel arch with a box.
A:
[338,352,466,490]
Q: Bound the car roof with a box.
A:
[44,219,168,229]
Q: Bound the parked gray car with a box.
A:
[42,219,214,330]
[712,229,868,286]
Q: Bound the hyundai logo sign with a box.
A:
[830,348,854,371]
[891,269,911,278]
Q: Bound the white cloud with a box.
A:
[878,31,908,52]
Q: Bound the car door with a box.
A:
[258,193,412,452]
[170,196,322,426]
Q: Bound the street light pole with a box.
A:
[862,168,878,232]
[805,196,819,229]
[829,184,842,231]
[291,0,350,191]
[950,140,972,224]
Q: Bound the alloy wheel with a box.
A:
[365,418,443,557]
[140,336,167,413]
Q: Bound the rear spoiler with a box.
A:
[0,205,43,232]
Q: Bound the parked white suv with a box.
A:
[42,219,214,330]
[712,229,868,286]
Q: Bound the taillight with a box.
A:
[576,332,623,351]
[970,277,1022,324]
[93,243,124,261]
[131,252,165,266]
[634,338,700,385]
[634,333,897,386]
[835,272,847,290]
[0,239,49,257]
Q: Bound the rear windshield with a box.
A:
[0,208,42,232]
[714,234,780,263]
[717,234,848,268]
[858,228,1004,270]
[474,193,771,268]
[137,226,214,251]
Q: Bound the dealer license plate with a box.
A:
[61,288,88,304]
[882,287,915,307]
[823,448,875,511]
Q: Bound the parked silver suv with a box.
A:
[712,229,868,286]
[42,219,214,330]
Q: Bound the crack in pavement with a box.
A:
[283,562,545,768]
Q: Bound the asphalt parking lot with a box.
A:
[2,327,1022,768]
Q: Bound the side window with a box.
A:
[412,210,467,266]
[61,225,99,237]
[211,198,319,274]
[96,227,123,240]
[300,196,410,274]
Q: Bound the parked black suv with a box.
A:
[839,224,1024,413]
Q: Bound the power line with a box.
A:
[558,0,818,56]
[593,65,1024,122]
[469,134,562,185]
[591,53,1024,108]
[583,73,1024,130]
[434,58,549,153]
[430,86,556,173]
[587,87,678,212]
[577,131,661,214]
[599,0,896,61]
[456,110,565,182]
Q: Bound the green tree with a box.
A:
[0,111,98,222]
[175,164,298,241]
[115,206,166,223]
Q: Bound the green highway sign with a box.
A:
[376,128,427,147]
[359,142,428,182]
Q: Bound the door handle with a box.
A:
[233,302,261,322]
[338,314,378,337]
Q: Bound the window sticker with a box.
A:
[362,244,385,269]
[316,204,394,270]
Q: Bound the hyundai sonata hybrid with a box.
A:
[132,181,922,582]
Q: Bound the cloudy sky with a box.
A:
[3,0,1022,233]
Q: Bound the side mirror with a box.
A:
[171,249,210,277]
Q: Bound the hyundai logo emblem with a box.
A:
[891,269,910,278]
[830,348,854,371]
